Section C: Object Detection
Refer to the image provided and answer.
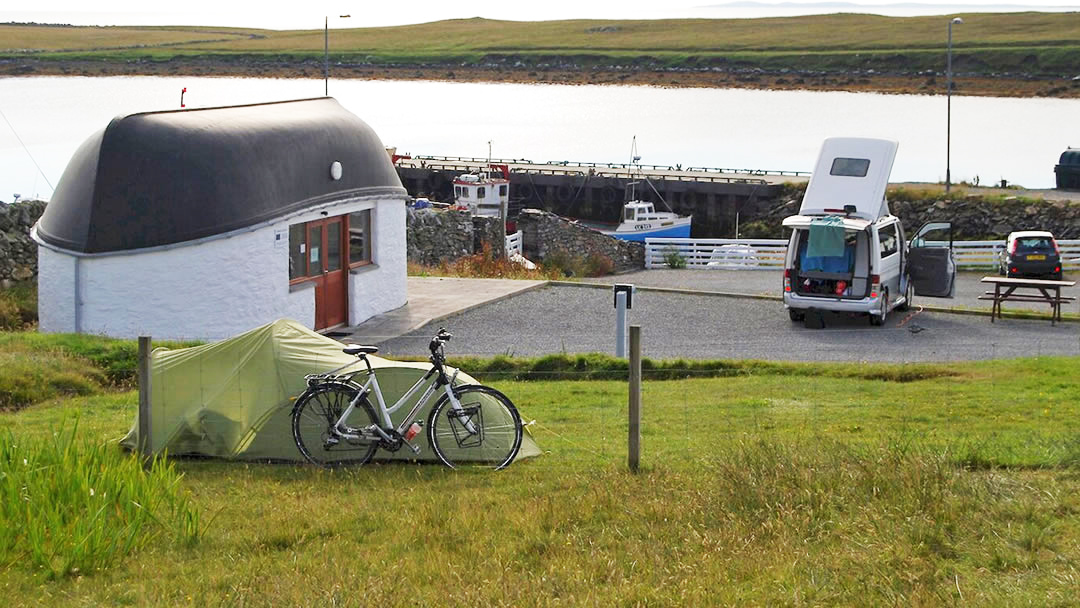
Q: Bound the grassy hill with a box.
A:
[3,12,1080,78]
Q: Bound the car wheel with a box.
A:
[869,289,888,326]
[788,308,805,322]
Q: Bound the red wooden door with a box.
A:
[307,217,348,330]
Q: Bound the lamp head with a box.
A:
[952,17,964,24]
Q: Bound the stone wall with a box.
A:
[516,209,644,272]
[0,200,45,286]
[406,207,473,266]
[472,215,506,257]
[755,187,1080,240]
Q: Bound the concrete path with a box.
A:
[340,277,546,345]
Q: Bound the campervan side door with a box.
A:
[907,221,956,297]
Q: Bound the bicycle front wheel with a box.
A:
[427,385,523,471]
[292,383,379,467]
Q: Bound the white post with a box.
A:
[615,291,627,357]
[613,283,635,358]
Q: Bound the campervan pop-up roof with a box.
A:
[798,137,898,222]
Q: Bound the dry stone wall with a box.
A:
[406,207,473,266]
[0,200,45,286]
[516,208,644,272]
[757,188,1080,240]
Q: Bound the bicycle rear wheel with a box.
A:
[427,385,523,471]
[292,383,379,467]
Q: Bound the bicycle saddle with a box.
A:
[342,345,379,356]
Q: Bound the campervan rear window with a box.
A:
[830,157,870,177]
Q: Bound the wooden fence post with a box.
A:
[628,325,641,473]
[137,336,152,460]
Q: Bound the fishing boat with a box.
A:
[600,138,691,241]
[453,163,510,218]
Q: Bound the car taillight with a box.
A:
[870,274,880,298]
[784,268,791,292]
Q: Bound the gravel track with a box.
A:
[377,280,1080,362]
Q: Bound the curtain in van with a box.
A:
[807,216,846,258]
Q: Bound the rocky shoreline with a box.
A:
[4,57,1080,99]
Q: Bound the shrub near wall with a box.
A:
[0,199,46,285]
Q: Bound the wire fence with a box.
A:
[138,330,1080,472]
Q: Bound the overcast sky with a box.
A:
[2,1,1078,29]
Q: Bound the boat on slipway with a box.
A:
[598,138,691,241]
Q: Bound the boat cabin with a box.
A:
[454,170,509,218]
[623,201,670,222]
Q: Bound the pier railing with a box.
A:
[399,156,791,183]
[645,238,1080,270]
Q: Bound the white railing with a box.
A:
[506,230,523,256]
[645,238,1080,270]
[645,238,787,269]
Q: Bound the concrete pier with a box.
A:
[393,156,807,238]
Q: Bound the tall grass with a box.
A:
[0,281,36,330]
[0,420,206,579]
[0,355,1078,602]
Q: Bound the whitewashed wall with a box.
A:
[34,194,407,341]
[349,201,407,325]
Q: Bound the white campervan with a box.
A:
[782,137,956,326]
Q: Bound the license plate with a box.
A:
[1027,254,1046,261]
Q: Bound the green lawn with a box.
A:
[2,339,1079,605]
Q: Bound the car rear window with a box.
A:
[1015,237,1054,251]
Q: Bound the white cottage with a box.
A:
[32,98,409,340]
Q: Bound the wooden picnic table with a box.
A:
[979,276,1076,325]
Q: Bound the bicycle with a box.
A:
[291,328,523,470]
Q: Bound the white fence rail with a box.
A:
[506,230,523,256]
[645,238,1080,270]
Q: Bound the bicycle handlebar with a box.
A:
[429,328,452,356]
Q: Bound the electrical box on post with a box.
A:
[613,284,635,309]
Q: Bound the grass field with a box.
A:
[4,12,1080,78]
[1,331,1079,605]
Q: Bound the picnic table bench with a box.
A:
[978,276,1076,325]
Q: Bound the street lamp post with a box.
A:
[324,15,351,96]
[946,16,963,193]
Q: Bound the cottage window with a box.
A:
[348,209,372,267]
[289,210,369,282]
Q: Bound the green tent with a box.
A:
[121,319,540,463]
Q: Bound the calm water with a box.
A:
[1,75,1077,201]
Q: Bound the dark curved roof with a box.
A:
[37,98,405,254]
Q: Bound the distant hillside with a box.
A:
[2,13,1080,97]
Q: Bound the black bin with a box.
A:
[1055,148,1080,190]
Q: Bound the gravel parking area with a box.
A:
[377,282,1080,362]
[580,269,1078,314]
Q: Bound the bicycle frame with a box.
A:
[323,356,469,445]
